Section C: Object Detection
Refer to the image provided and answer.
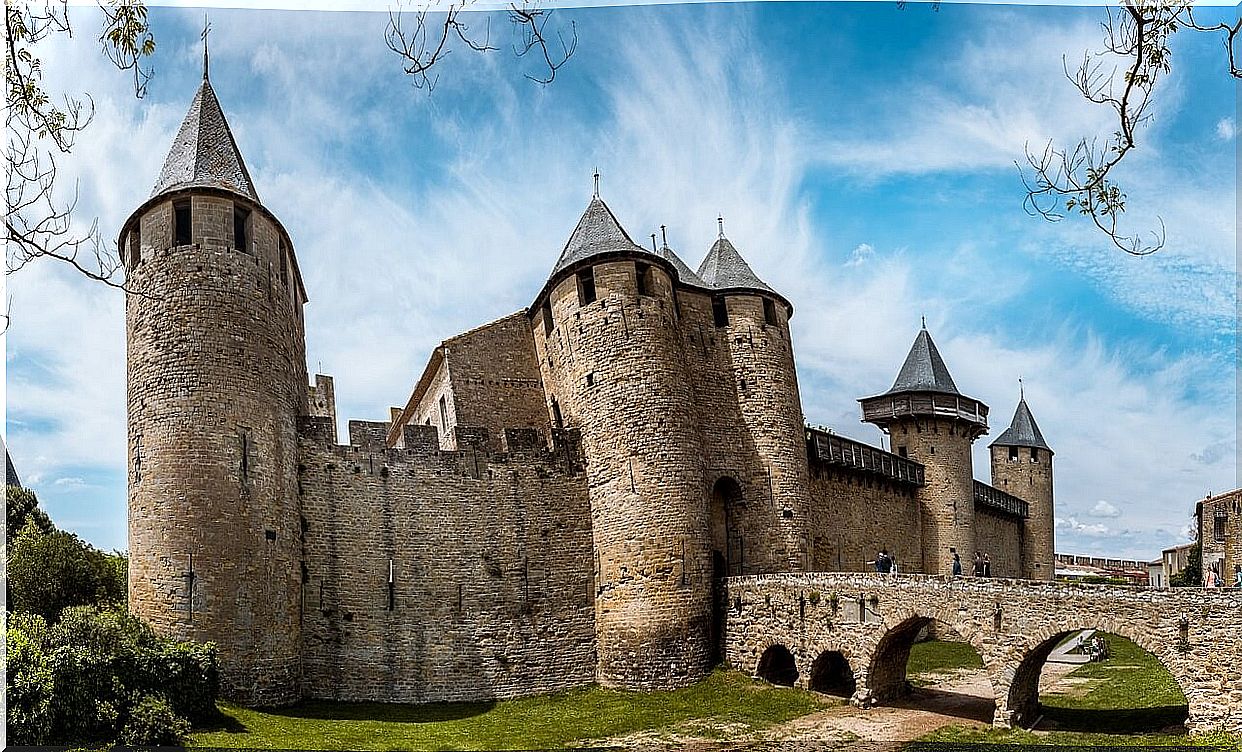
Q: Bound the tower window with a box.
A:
[636,262,652,297]
[1009,446,1018,461]
[763,298,778,326]
[438,395,448,433]
[551,399,564,430]
[897,446,907,458]
[279,238,289,285]
[129,226,142,266]
[1214,513,1227,542]
[234,205,251,252]
[1030,447,1039,462]
[173,200,192,246]
[577,267,597,306]
[542,299,554,335]
[712,296,729,327]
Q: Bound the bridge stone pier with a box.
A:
[723,573,1242,734]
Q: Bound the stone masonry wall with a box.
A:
[126,191,308,706]
[1201,490,1242,586]
[990,445,1054,580]
[889,418,977,576]
[297,418,596,703]
[724,572,1242,733]
[973,506,1022,579]
[533,259,715,689]
[807,464,923,574]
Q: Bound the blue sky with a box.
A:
[4,1,1236,561]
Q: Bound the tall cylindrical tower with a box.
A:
[693,231,810,571]
[531,194,713,689]
[860,327,988,575]
[990,392,1055,580]
[120,69,309,705]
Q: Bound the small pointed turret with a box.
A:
[886,327,960,396]
[150,76,258,202]
[696,234,777,295]
[546,195,658,278]
[991,395,1053,454]
[657,226,708,289]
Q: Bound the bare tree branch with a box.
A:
[385,0,574,90]
[1018,0,1239,256]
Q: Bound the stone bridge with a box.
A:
[722,573,1242,733]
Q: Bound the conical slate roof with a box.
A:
[886,327,960,395]
[696,236,776,294]
[548,196,660,278]
[150,76,259,202]
[661,243,708,288]
[991,397,1052,452]
[6,449,20,488]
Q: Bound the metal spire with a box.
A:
[660,224,668,249]
[592,169,600,198]
[717,215,724,238]
[202,13,211,80]
[921,314,926,330]
[1019,376,1024,400]
[650,233,658,252]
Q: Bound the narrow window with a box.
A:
[130,225,142,266]
[1009,446,1019,461]
[542,299,554,335]
[577,267,597,306]
[635,262,651,297]
[551,399,564,430]
[712,296,729,327]
[438,395,448,433]
[929,446,935,455]
[279,238,289,285]
[586,373,595,387]
[173,200,192,246]
[234,205,250,252]
[1214,513,1227,542]
[897,446,907,458]
[1030,447,1039,462]
[763,297,778,326]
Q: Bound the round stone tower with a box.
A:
[989,389,1055,580]
[693,224,810,572]
[120,63,309,704]
[530,189,713,689]
[859,326,988,575]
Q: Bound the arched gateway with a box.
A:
[723,572,1242,733]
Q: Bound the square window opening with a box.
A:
[577,268,597,306]
[636,262,652,297]
[712,296,729,327]
[763,298,778,326]
[234,205,251,252]
[173,200,192,246]
[542,299,554,335]
[1008,446,1019,461]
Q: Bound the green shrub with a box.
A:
[6,484,53,546]
[7,521,127,620]
[119,694,191,747]
[5,615,55,745]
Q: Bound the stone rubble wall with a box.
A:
[297,418,596,703]
[724,572,1242,734]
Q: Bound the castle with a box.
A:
[121,67,1055,705]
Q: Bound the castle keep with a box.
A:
[122,70,1056,705]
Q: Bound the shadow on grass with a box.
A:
[1038,704,1189,734]
[194,709,249,734]
[263,698,500,724]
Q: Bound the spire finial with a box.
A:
[201,13,211,80]
[717,215,724,238]
[650,233,658,252]
[592,169,600,198]
[660,224,668,249]
[921,314,926,330]
[1018,376,1024,400]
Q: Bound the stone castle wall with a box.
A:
[991,445,1055,579]
[533,259,715,689]
[973,506,1022,579]
[1201,490,1242,586]
[126,191,308,705]
[297,418,596,703]
[807,464,923,574]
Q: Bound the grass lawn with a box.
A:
[918,633,1226,747]
[189,669,833,750]
[906,639,984,686]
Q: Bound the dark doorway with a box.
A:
[757,644,799,687]
[810,650,856,697]
[709,477,744,668]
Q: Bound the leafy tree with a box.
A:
[7,517,127,619]
[7,483,54,545]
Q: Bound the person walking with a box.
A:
[951,552,962,577]
[983,553,992,578]
[874,549,893,574]
[1206,566,1218,588]
[1234,565,1241,588]
[973,551,984,577]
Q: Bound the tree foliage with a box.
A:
[5,606,218,746]
[1169,541,1202,587]
[1020,0,1240,255]
[6,485,127,619]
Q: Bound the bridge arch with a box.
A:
[1006,623,1189,731]
[864,612,997,707]
[756,643,799,687]
[809,649,856,697]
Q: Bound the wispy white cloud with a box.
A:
[1216,117,1236,141]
